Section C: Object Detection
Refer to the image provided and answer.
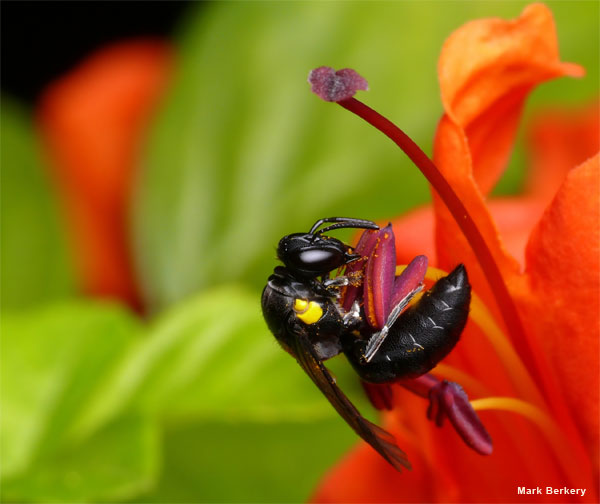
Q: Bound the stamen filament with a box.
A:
[468,291,546,407]
[430,363,489,398]
[337,97,539,381]
[470,397,588,489]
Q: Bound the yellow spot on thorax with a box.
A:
[293,298,323,325]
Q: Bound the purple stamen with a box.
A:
[364,225,396,329]
[390,255,428,308]
[361,381,394,411]
[400,374,440,398]
[401,375,493,455]
[427,385,446,427]
[429,380,493,455]
[308,67,368,102]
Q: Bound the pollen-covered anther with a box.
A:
[308,66,368,102]
[347,270,364,287]
[428,380,493,455]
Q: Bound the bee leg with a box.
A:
[341,300,362,329]
[323,276,350,289]
[363,284,423,362]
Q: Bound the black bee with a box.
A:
[261,217,471,471]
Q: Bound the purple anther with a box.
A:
[363,225,396,329]
[390,255,428,308]
[427,384,446,427]
[400,373,440,399]
[308,67,368,102]
[361,381,394,411]
[401,375,493,455]
[429,380,493,455]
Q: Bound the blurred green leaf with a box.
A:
[2,415,159,503]
[1,98,75,310]
[1,287,374,502]
[133,1,598,310]
[136,419,356,504]
[0,301,148,501]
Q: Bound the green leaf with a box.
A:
[0,301,151,502]
[136,418,356,504]
[133,1,598,310]
[0,286,376,502]
[1,97,75,310]
[2,415,159,503]
[0,286,377,502]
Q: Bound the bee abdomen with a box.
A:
[343,264,471,383]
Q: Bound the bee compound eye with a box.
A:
[296,249,340,269]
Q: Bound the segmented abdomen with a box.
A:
[343,264,471,383]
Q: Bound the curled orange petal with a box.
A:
[439,3,584,194]
[433,3,584,310]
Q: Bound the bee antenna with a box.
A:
[309,217,379,235]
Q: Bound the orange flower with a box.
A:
[312,4,598,502]
[38,40,173,312]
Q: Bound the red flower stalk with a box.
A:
[309,4,598,502]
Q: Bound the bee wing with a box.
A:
[290,330,411,472]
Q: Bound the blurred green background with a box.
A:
[1,1,598,502]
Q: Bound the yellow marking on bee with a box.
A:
[293,298,323,325]
[293,299,308,312]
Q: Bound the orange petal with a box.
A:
[432,3,583,315]
[38,40,173,311]
[517,154,600,465]
[486,198,547,268]
[438,3,584,195]
[391,181,544,321]
[525,101,600,202]
[390,206,437,267]
[311,443,437,503]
